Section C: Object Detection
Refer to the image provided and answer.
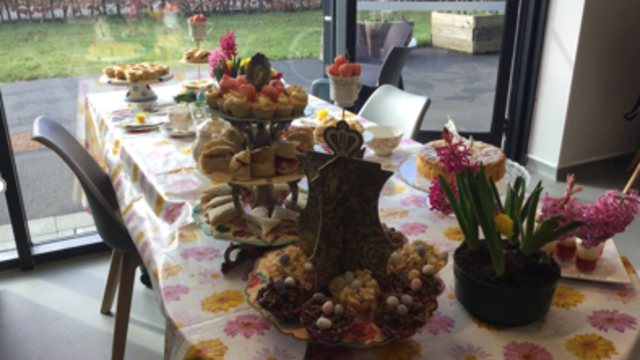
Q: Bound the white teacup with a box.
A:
[167,106,192,131]
[328,75,362,108]
[365,125,403,156]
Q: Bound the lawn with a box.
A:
[0,10,324,82]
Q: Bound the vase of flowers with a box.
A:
[440,167,584,326]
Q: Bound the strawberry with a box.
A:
[327,64,340,76]
[339,63,354,77]
[334,54,347,66]
[352,63,362,76]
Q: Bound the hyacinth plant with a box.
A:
[209,29,246,81]
[439,166,585,276]
[429,128,478,215]
[539,174,585,241]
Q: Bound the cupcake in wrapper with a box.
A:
[257,277,306,320]
[373,293,436,340]
[253,94,276,119]
[300,294,356,345]
[288,85,308,114]
[388,267,445,303]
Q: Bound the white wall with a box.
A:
[527,0,585,169]
[528,0,640,171]
[558,0,640,167]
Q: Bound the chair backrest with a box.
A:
[31,116,137,254]
[382,21,414,59]
[310,78,331,103]
[378,46,414,87]
[358,85,430,141]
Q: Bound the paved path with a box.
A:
[0,47,499,228]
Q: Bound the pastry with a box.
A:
[373,293,436,339]
[221,127,245,152]
[417,139,506,183]
[273,140,301,175]
[205,87,221,109]
[199,145,235,173]
[229,92,252,118]
[315,118,364,144]
[289,86,308,114]
[103,67,116,78]
[387,240,448,274]
[275,93,293,117]
[328,270,380,312]
[286,127,315,153]
[229,149,251,181]
[193,49,210,63]
[205,202,238,226]
[203,135,235,151]
[253,94,276,119]
[251,147,276,177]
[115,69,126,80]
[347,119,364,134]
[202,195,234,211]
[301,296,356,344]
[257,277,307,320]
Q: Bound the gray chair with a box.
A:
[358,85,431,141]
[355,46,414,113]
[32,116,142,360]
[310,78,331,103]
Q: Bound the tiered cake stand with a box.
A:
[99,74,174,104]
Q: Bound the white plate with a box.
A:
[554,240,631,284]
[115,119,164,131]
[160,123,196,138]
[398,155,530,195]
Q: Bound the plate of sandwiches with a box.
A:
[193,183,309,245]
[197,126,315,184]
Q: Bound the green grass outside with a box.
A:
[0,10,324,82]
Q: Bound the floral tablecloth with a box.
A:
[80,82,640,360]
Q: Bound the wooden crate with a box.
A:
[431,12,504,54]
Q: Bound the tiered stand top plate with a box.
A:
[196,163,304,185]
[98,73,174,86]
[245,248,392,347]
[193,205,299,247]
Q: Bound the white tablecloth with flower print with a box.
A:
[79,82,640,360]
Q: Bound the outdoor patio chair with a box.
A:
[358,85,431,141]
[32,116,142,360]
[354,46,414,113]
[310,78,331,103]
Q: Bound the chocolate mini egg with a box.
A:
[317,317,332,330]
[411,278,423,291]
[284,276,296,288]
[397,304,409,316]
[386,296,399,308]
[389,253,400,266]
[322,301,334,316]
[416,244,426,256]
[350,279,362,290]
[401,294,413,306]
[408,269,421,281]
[439,250,448,261]
[344,271,355,283]
[303,262,314,272]
[312,292,326,304]
[422,264,436,276]
[279,253,290,265]
[334,304,345,316]
[196,90,206,102]
[274,278,285,290]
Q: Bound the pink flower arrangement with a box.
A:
[577,189,640,247]
[224,314,271,339]
[209,29,245,81]
[588,309,637,333]
[208,47,228,78]
[539,174,584,241]
[220,29,237,58]
[429,180,456,215]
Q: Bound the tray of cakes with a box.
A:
[193,182,307,246]
[100,62,173,104]
[245,240,448,346]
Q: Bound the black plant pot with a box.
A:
[454,245,560,327]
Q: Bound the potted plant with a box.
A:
[439,167,584,326]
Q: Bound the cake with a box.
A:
[328,270,380,312]
[301,294,356,344]
[373,293,436,339]
[257,277,307,320]
[417,139,506,182]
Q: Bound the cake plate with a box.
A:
[99,73,174,105]
[245,247,393,347]
[179,59,208,80]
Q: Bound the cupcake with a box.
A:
[266,246,315,285]
[229,92,252,118]
[301,293,356,344]
[373,293,436,339]
[328,270,380,312]
[388,266,445,303]
[289,86,308,114]
[257,277,306,320]
[275,93,293,117]
[205,87,221,109]
[221,91,238,114]
[388,240,448,274]
[253,94,276,119]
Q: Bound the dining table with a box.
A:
[79,81,640,360]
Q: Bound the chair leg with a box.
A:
[101,250,123,315]
[112,252,141,360]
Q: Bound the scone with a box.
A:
[273,140,301,175]
[251,147,276,177]
[199,146,235,173]
[229,149,251,181]
[221,127,245,153]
